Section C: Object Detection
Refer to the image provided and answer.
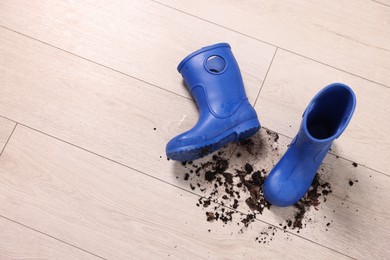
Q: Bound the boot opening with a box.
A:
[307,85,355,140]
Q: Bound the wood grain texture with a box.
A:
[0,125,348,259]
[0,117,15,153]
[155,0,390,88]
[0,26,196,185]
[0,217,100,260]
[0,0,275,102]
[255,49,390,175]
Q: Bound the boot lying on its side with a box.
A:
[166,43,260,161]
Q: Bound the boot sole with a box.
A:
[167,118,260,161]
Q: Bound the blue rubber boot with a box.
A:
[166,43,260,161]
[263,83,356,207]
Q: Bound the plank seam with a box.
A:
[151,0,390,90]
[0,25,193,102]
[0,123,17,156]
[0,215,107,260]
[0,112,387,179]
[254,47,278,107]
[370,0,390,8]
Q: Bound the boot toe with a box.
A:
[263,157,318,207]
[167,132,206,150]
[263,178,301,207]
[165,131,208,160]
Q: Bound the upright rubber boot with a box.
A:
[166,43,260,161]
[263,83,356,207]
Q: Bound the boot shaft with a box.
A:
[178,43,247,118]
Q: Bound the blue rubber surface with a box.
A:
[166,43,260,161]
[263,83,356,207]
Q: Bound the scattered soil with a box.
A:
[177,128,356,244]
[348,179,359,187]
[266,129,279,142]
[238,138,256,155]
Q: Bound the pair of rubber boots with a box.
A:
[166,43,356,207]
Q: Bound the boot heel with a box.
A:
[235,118,261,142]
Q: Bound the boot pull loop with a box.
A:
[204,55,228,75]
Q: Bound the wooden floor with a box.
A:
[0,1,389,259]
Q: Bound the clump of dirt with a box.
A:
[178,128,334,244]
[348,179,359,187]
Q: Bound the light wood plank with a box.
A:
[0,26,195,184]
[0,217,100,260]
[0,0,276,102]
[156,0,390,88]
[0,125,348,259]
[0,117,15,152]
[255,49,390,175]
